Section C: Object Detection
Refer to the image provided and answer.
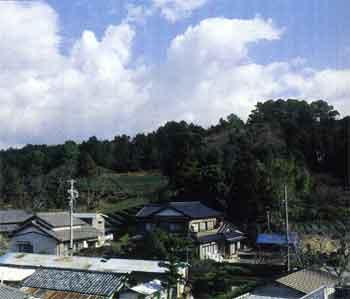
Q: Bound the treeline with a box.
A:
[0,99,348,226]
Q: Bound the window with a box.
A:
[200,222,206,231]
[191,223,199,232]
[207,221,214,230]
[17,242,33,253]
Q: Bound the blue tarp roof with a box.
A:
[256,233,298,245]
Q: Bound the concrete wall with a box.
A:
[10,226,58,255]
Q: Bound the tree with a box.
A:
[0,234,8,255]
[301,222,350,286]
[78,151,97,177]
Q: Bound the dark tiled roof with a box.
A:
[0,210,32,224]
[195,220,245,243]
[136,201,222,219]
[36,212,88,227]
[276,269,337,294]
[23,268,124,297]
[0,284,28,299]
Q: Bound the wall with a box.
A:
[10,226,58,255]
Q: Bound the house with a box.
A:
[136,201,245,260]
[9,212,99,255]
[0,252,188,298]
[234,269,337,299]
[74,212,113,244]
[0,210,32,236]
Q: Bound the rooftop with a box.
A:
[136,201,222,219]
[276,269,337,294]
[15,219,99,242]
[0,253,168,274]
[130,279,164,295]
[0,284,29,299]
[36,212,87,227]
[0,266,35,282]
[22,268,124,297]
[0,210,32,224]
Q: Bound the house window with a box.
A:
[199,222,206,231]
[17,242,33,253]
[207,221,214,230]
[191,223,199,232]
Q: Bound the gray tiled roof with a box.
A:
[276,269,337,294]
[0,223,20,233]
[55,226,99,241]
[23,268,124,297]
[15,219,99,242]
[195,220,245,243]
[0,284,28,299]
[237,283,303,299]
[137,201,222,219]
[36,212,87,227]
[0,210,32,224]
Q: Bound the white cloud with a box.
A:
[0,2,349,148]
[152,0,208,22]
[124,0,208,24]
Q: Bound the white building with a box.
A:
[10,212,99,255]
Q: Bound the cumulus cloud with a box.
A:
[125,0,208,24]
[0,2,349,148]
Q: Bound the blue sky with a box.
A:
[47,0,350,69]
[0,0,349,148]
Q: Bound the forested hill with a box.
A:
[0,99,349,227]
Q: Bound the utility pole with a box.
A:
[284,184,291,272]
[266,207,271,233]
[345,117,350,191]
[67,179,79,255]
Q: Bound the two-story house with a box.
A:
[136,201,245,260]
[10,212,99,255]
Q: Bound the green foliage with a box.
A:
[0,99,347,229]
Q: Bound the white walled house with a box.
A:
[74,212,112,245]
[10,212,99,256]
[136,201,245,261]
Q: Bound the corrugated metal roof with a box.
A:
[276,269,337,294]
[256,233,298,245]
[0,253,168,274]
[23,287,106,299]
[23,268,124,297]
[136,201,222,219]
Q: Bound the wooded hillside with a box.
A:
[0,99,348,230]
